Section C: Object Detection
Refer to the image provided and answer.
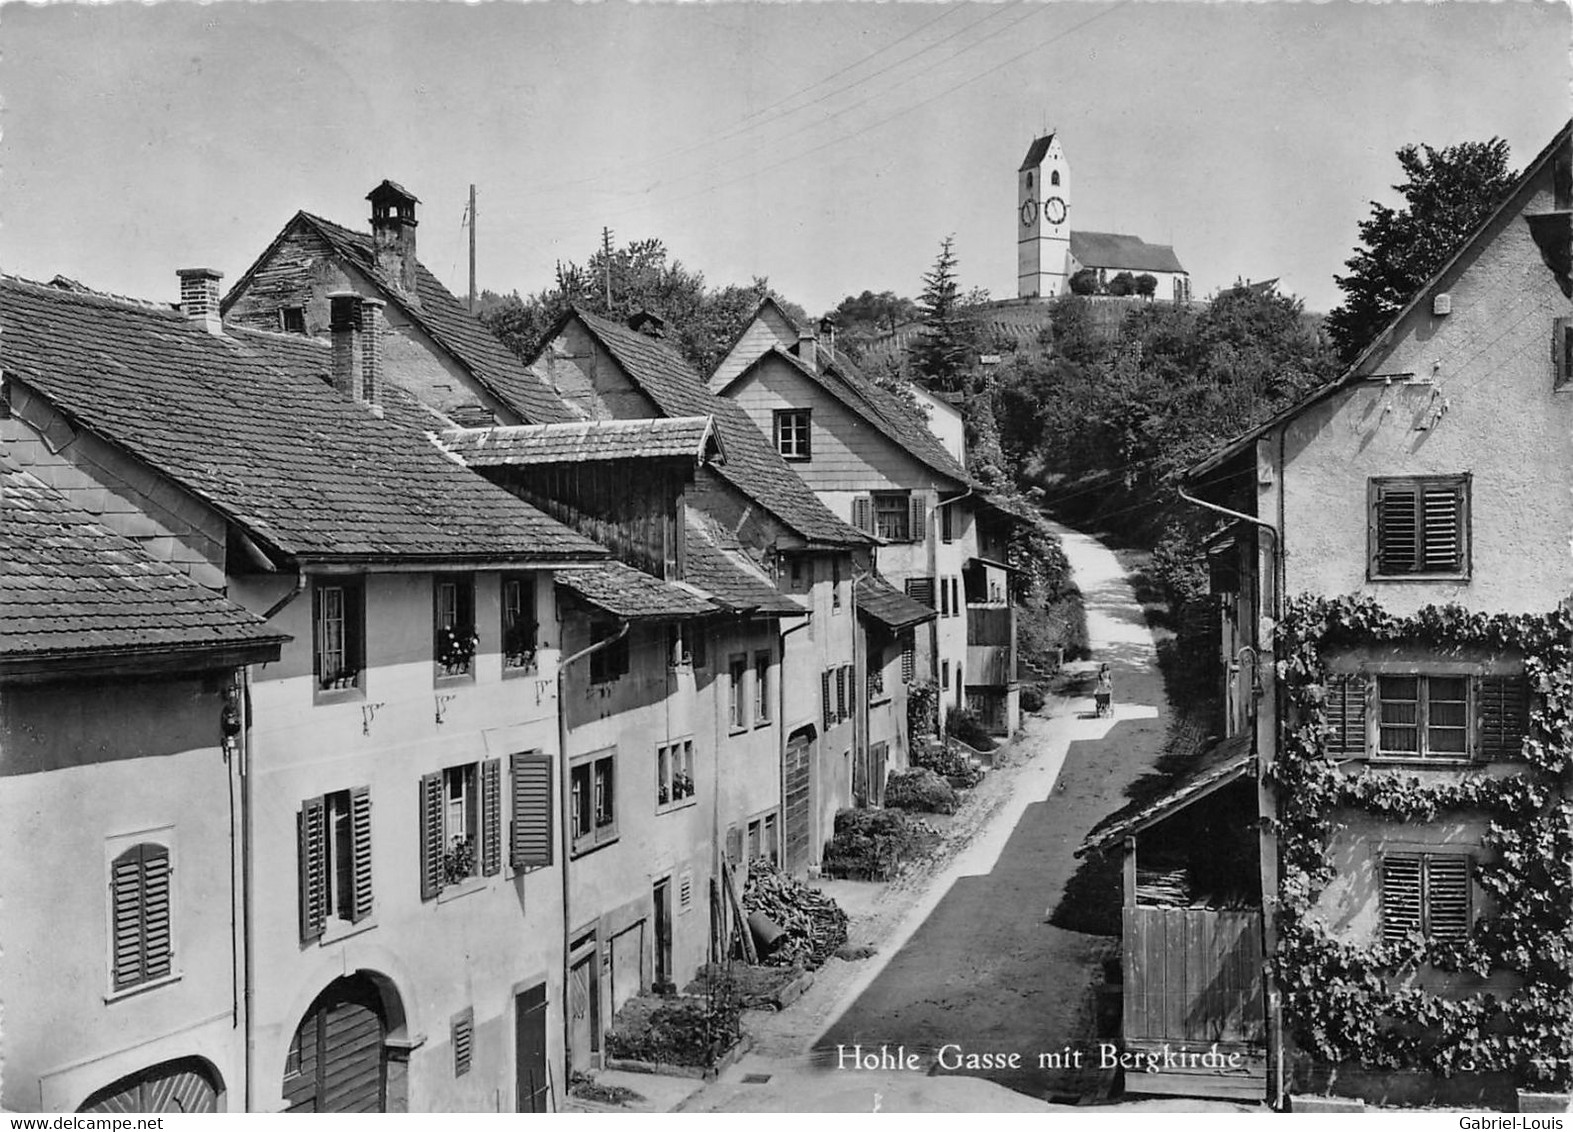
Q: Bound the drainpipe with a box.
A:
[555,618,628,1102]
[261,569,306,621]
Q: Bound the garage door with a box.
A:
[783,734,813,872]
[282,975,387,1113]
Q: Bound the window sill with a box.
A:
[870,693,891,707]
[318,915,378,945]
[502,663,540,680]
[781,455,811,463]
[1366,754,1474,767]
[571,832,619,859]
[728,725,749,737]
[656,797,699,816]
[434,670,476,686]
[1368,573,1471,583]
[753,719,773,730]
[314,683,366,706]
[104,970,183,1004]
[436,875,489,904]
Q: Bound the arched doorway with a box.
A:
[283,974,394,1113]
[783,725,816,872]
[79,1057,221,1113]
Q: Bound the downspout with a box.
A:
[555,617,628,1101]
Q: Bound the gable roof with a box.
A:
[224,211,573,425]
[1070,231,1186,275]
[550,308,872,547]
[435,416,721,468]
[0,275,604,565]
[1,455,286,669]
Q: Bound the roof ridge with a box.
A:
[2,272,178,315]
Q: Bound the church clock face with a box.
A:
[1020,198,1039,227]
[1043,195,1067,225]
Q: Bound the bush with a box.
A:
[946,707,997,751]
[1069,268,1100,296]
[1020,684,1046,713]
[605,992,741,1067]
[883,767,960,814]
[907,678,939,739]
[822,807,940,877]
[1107,272,1135,297]
[910,737,984,786]
[1135,273,1158,297]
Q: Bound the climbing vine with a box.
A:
[1270,595,1572,1089]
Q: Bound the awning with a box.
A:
[555,561,715,621]
[1076,733,1255,857]
[855,574,936,630]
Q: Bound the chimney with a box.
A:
[328,291,384,408]
[366,180,420,300]
[177,267,224,334]
[795,328,818,370]
[818,315,837,360]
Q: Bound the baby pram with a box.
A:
[1094,691,1112,718]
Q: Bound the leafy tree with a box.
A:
[1107,272,1135,297]
[1134,273,1157,298]
[908,236,978,394]
[826,290,918,359]
[1068,268,1100,296]
[1327,139,1516,362]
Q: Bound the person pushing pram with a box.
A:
[1094,663,1114,718]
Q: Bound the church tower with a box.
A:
[1017,133,1070,299]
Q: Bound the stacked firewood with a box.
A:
[741,859,849,970]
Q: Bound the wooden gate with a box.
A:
[515,984,549,1113]
[81,1059,219,1113]
[783,734,812,872]
[282,976,387,1112]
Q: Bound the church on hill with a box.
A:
[1016,132,1192,303]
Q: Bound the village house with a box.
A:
[710,298,1021,737]
[0,458,285,1113]
[0,273,609,1112]
[1089,119,1572,1110]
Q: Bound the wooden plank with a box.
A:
[1186,910,1206,1043]
[1123,907,1141,1039]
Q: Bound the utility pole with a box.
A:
[468,184,477,314]
[601,226,614,309]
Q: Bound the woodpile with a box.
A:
[740,859,848,970]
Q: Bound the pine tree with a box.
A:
[909,236,977,393]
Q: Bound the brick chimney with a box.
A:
[366,180,420,301]
[328,291,385,407]
[177,267,224,334]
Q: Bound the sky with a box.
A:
[1,1,1567,321]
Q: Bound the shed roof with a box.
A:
[1077,733,1254,856]
[435,416,721,468]
[855,573,937,631]
[554,561,715,621]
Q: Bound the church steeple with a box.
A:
[1017,133,1071,299]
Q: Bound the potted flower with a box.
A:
[438,625,478,676]
[673,771,694,800]
[441,834,476,884]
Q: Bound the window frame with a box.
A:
[1373,672,1472,763]
[312,577,366,702]
[656,737,696,812]
[872,491,912,542]
[570,749,618,856]
[433,574,479,681]
[773,408,812,461]
[501,573,539,676]
[753,650,772,726]
[420,760,502,900]
[1368,475,1471,581]
[728,653,750,732]
[1381,849,1472,944]
[280,306,307,335]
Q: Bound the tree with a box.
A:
[1134,273,1157,298]
[1327,139,1516,362]
[1107,272,1135,297]
[826,290,919,358]
[908,236,978,393]
[1068,268,1100,296]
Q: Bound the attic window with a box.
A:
[1555,318,1572,390]
[280,306,306,335]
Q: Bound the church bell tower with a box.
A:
[1017,133,1070,299]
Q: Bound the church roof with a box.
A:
[1070,231,1187,275]
[1019,134,1056,171]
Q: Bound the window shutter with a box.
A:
[822,670,834,729]
[852,496,872,534]
[140,845,173,982]
[419,772,443,900]
[1326,674,1369,755]
[1381,853,1423,944]
[452,1008,475,1077]
[725,825,743,865]
[1477,675,1529,760]
[1421,484,1463,573]
[909,496,926,543]
[481,758,502,876]
[1425,854,1471,940]
[510,753,553,870]
[905,577,935,608]
[1555,317,1572,388]
[901,638,915,682]
[311,586,323,685]
[350,786,374,923]
[836,666,847,722]
[298,797,328,941]
[112,844,172,989]
[1376,486,1419,575]
[844,664,856,716]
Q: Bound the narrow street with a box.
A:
[670,523,1195,1112]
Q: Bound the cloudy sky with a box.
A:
[1,1,1566,320]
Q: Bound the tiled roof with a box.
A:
[270,212,573,425]
[0,456,286,663]
[1070,231,1187,275]
[683,517,804,615]
[1078,733,1253,856]
[435,416,720,468]
[0,275,605,564]
[561,309,871,547]
[855,573,936,631]
[555,561,715,621]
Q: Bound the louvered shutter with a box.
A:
[1376,486,1419,575]
[1477,675,1530,760]
[141,846,172,982]
[725,825,743,865]
[298,797,328,941]
[1381,853,1423,944]
[452,1008,475,1077]
[901,638,915,682]
[909,496,926,543]
[350,787,374,923]
[112,844,173,989]
[1421,484,1463,573]
[481,758,503,876]
[510,753,553,870]
[852,496,873,535]
[844,663,856,716]
[822,670,834,729]
[419,772,443,900]
[905,577,935,608]
[1326,674,1369,755]
[1555,317,1572,388]
[836,666,846,722]
[1425,854,1471,941]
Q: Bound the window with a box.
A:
[942,659,951,691]
[1329,671,1529,761]
[1382,852,1471,943]
[510,752,553,871]
[570,750,617,853]
[1370,476,1469,578]
[298,787,373,942]
[763,813,779,864]
[110,843,173,991]
[754,651,772,725]
[280,306,306,335]
[434,575,478,678]
[690,625,708,669]
[868,650,886,700]
[774,409,812,460]
[940,577,951,617]
[502,574,538,672]
[313,579,365,695]
[726,653,749,729]
[1377,675,1469,760]
[787,556,812,593]
[952,578,962,616]
[941,504,955,544]
[419,759,502,898]
[657,739,695,809]
[452,1008,475,1077]
[590,621,630,684]
[873,492,911,542]
[1555,317,1572,389]
[905,577,936,609]
[832,556,842,610]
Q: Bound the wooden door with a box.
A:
[567,956,596,1074]
[80,1060,218,1113]
[282,976,387,1113]
[514,984,549,1113]
[653,879,673,992]
[783,735,812,872]
[1123,907,1265,1045]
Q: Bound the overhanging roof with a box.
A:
[435,416,722,469]
[554,562,714,622]
[856,573,936,631]
[1077,733,1254,856]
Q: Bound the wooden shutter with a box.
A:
[1376,485,1419,575]
[1420,483,1463,573]
[901,638,915,682]
[1381,853,1423,944]
[905,577,935,608]
[909,496,926,543]
[510,753,553,870]
[1555,317,1572,388]
[298,797,328,942]
[1425,854,1471,940]
[1326,674,1369,755]
[1477,675,1530,760]
[452,1008,475,1077]
[844,664,856,716]
[481,758,503,876]
[350,787,374,923]
[822,670,834,729]
[419,772,443,900]
[836,666,847,721]
[112,843,172,989]
[852,496,873,535]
